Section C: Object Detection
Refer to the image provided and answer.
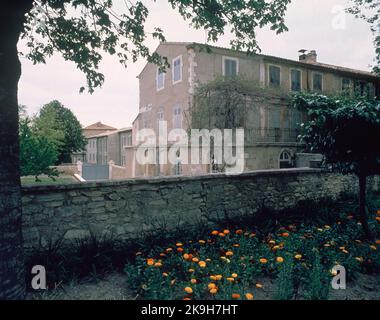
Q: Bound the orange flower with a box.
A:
[375,239,380,245]
[198,261,206,268]
[198,240,206,244]
[184,287,193,294]
[208,283,217,290]
[147,258,154,266]
[209,275,217,281]
[370,245,377,250]
[281,232,290,237]
[166,248,173,252]
[249,233,256,238]
[190,279,197,284]
[188,268,195,273]
[231,273,238,278]
[376,210,380,215]
[294,254,302,260]
[255,283,263,289]
[215,275,223,281]
[162,272,169,277]
[225,251,234,257]
[218,233,226,237]
[177,247,184,252]
[183,297,191,300]
[183,253,190,260]
[192,257,200,263]
[226,277,235,282]
[245,293,254,300]
[211,230,219,235]
[176,243,183,247]
[159,253,166,257]
[231,293,241,299]
[223,229,230,235]
[233,244,240,247]
[209,288,218,294]
[259,258,268,264]
[376,217,380,222]
[276,257,284,263]
[154,262,162,267]
[235,229,243,235]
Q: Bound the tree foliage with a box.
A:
[19,115,59,180]
[21,0,291,93]
[34,100,86,164]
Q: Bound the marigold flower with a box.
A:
[233,244,240,247]
[255,283,263,289]
[188,268,195,273]
[245,293,254,300]
[209,288,218,294]
[342,249,349,254]
[355,257,364,263]
[159,253,166,257]
[147,258,154,266]
[225,251,234,257]
[176,243,183,247]
[223,229,230,235]
[375,240,380,245]
[171,279,176,286]
[269,240,276,245]
[272,245,280,251]
[370,245,377,250]
[377,210,380,215]
[183,298,191,300]
[184,287,193,294]
[376,217,380,222]
[210,275,217,281]
[208,283,217,290]
[276,257,284,263]
[218,233,225,237]
[183,253,190,260]
[259,258,268,264]
[281,232,290,237]
[166,248,173,252]
[192,257,200,263]
[135,252,142,256]
[198,261,206,268]
[294,254,302,260]
[190,279,197,284]
[235,229,243,235]
[249,233,256,238]
[324,225,331,229]
[231,293,241,299]
[162,272,169,277]
[211,230,219,235]
[347,215,354,219]
[324,243,331,247]
[226,277,235,282]
[231,273,238,278]
[154,262,162,267]
[198,240,206,244]
[205,258,211,262]
[177,247,184,252]
[215,275,223,281]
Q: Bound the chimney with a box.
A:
[299,49,317,63]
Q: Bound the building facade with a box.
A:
[132,42,380,177]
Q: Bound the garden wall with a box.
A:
[21,169,380,251]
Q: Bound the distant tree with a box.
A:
[292,92,380,239]
[19,116,59,181]
[34,100,86,164]
[348,0,380,74]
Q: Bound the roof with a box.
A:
[137,41,379,80]
[86,127,132,139]
[83,121,117,131]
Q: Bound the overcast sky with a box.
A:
[18,0,376,128]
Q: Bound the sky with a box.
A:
[17,0,377,129]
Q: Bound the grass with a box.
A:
[25,193,380,300]
[21,174,77,185]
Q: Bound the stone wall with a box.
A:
[21,169,379,251]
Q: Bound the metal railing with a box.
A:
[244,128,300,144]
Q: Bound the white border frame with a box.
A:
[156,67,165,91]
[267,64,282,87]
[289,68,303,92]
[172,55,183,85]
[222,56,239,77]
[312,71,324,92]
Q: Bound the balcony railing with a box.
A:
[244,128,300,144]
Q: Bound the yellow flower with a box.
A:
[225,251,234,257]
[199,240,206,244]
[324,225,331,229]
[245,293,254,300]
[233,244,240,247]
[209,288,218,294]
[184,287,193,294]
[231,273,238,278]
[259,258,268,264]
[192,257,200,263]
[276,257,284,263]
[209,275,217,281]
[255,283,263,289]
[188,268,195,273]
[208,283,217,290]
[231,293,241,299]
[215,275,223,281]
[272,245,280,251]
[198,261,206,268]
[154,262,162,267]
[176,243,183,247]
[190,279,197,284]
[147,258,154,266]
[268,240,276,245]
[223,229,230,235]
[226,277,235,282]
[294,254,302,260]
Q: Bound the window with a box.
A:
[312,72,323,91]
[279,150,292,168]
[173,105,182,129]
[269,65,281,87]
[290,69,301,91]
[157,108,164,121]
[342,78,351,92]
[172,56,182,84]
[222,56,238,77]
[156,68,165,90]
[127,133,132,146]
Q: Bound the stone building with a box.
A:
[131,42,380,177]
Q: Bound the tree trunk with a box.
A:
[358,173,373,241]
[0,0,33,299]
